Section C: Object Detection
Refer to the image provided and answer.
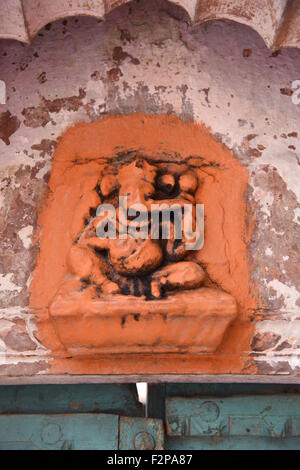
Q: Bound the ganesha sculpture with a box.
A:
[49,156,237,355]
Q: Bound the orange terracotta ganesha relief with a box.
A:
[31,115,253,362]
[48,158,237,355]
[66,157,205,299]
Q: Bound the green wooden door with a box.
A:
[149,383,300,450]
[1,383,300,449]
[0,384,163,450]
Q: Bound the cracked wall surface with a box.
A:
[0,0,299,380]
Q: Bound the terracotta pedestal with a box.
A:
[49,287,237,355]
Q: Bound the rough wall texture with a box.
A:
[2,0,300,50]
[0,0,299,379]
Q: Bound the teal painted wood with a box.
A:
[119,416,164,450]
[2,384,300,450]
[148,383,300,420]
[166,395,300,438]
[0,413,119,450]
[148,385,300,450]
[166,436,300,450]
[165,395,300,449]
[167,383,300,396]
[0,384,142,416]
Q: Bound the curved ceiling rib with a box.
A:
[0,0,299,50]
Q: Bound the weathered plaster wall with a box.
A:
[0,0,299,379]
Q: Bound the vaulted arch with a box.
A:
[0,0,300,50]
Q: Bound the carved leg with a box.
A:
[151,261,205,298]
[67,245,120,294]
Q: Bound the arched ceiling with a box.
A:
[0,0,300,50]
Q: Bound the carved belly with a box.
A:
[108,238,163,276]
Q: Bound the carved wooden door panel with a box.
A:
[1,383,300,449]
[148,384,300,450]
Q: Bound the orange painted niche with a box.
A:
[30,114,257,376]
